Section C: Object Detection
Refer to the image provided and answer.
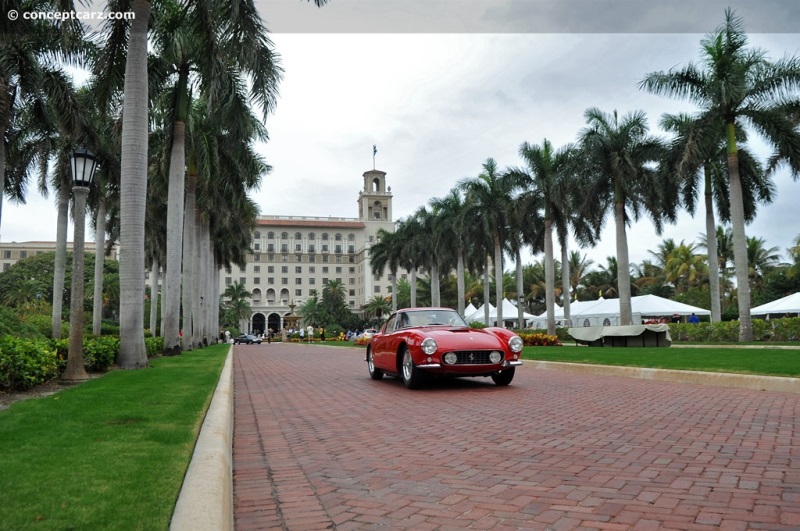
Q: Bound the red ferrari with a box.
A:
[366,307,524,389]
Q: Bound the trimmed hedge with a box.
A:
[0,337,59,391]
[518,332,563,347]
[670,317,800,342]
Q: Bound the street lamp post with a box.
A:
[62,147,98,383]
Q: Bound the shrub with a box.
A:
[670,317,800,342]
[469,321,487,329]
[322,324,344,340]
[83,336,120,371]
[518,332,562,347]
[353,336,370,347]
[0,336,59,391]
[145,336,164,358]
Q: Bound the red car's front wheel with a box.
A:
[401,347,423,389]
[367,348,383,380]
[491,367,515,386]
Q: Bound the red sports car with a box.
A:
[366,307,524,389]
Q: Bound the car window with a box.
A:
[383,315,396,333]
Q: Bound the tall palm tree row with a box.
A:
[640,8,800,340]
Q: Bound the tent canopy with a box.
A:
[751,292,800,316]
[533,294,710,327]
[466,299,534,324]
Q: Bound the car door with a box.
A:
[371,314,397,370]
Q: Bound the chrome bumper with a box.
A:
[417,363,442,369]
[504,360,523,367]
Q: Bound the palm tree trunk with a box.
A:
[390,271,397,311]
[51,184,69,339]
[0,137,4,237]
[149,255,160,336]
[561,238,571,322]
[544,217,556,335]
[615,199,633,325]
[483,256,491,326]
[191,208,202,347]
[703,165,721,322]
[456,249,465,316]
[410,267,417,307]
[515,248,524,329]
[494,236,503,326]
[430,264,440,306]
[117,0,151,369]
[92,196,106,335]
[163,120,186,355]
[181,172,196,351]
[726,124,753,341]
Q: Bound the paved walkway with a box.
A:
[232,343,800,530]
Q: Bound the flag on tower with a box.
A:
[373,144,377,156]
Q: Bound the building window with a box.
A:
[295,255,302,262]
[322,266,329,273]
[349,300,355,306]
[254,266,261,273]
[20,251,28,259]
[268,266,274,273]
[240,277,246,285]
[349,267,355,274]
[349,256,355,263]
[281,255,288,262]
[322,233,329,241]
[267,244,275,252]
[268,277,274,285]
[281,244,288,253]
[3,250,10,259]
[267,231,274,239]
[369,235,374,242]
[322,277,329,285]
[281,266,288,273]
[309,255,316,263]
[308,244,315,253]
[254,243,260,251]
[336,256,342,263]
[349,289,355,296]
[335,233,342,241]
[295,266,302,274]
[295,278,302,285]
[294,232,302,240]
[225,277,232,285]
[281,278,288,285]
[309,232,315,240]
[281,232,288,239]
[309,278,316,285]
[295,243,302,252]
[374,274,381,281]
[254,253,260,262]
[254,277,261,285]
[348,245,355,254]
[348,233,355,241]
[335,245,342,254]
[268,254,275,261]
[322,255,328,263]
[2,263,9,271]
[309,266,316,273]
[374,286,381,293]
[295,289,302,296]
[349,278,355,285]
[322,244,329,253]
[335,266,342,274]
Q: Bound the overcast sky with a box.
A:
[2,0,799,271]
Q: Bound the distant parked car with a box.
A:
[358,329,378,340]
[234,334,262,345]
[366,307,523,389]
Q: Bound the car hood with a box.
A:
[422,327,506,349]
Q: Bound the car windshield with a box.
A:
[401,309,468,328]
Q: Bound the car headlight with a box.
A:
[443,352,458,365]
[421,337,437,355]
[509,336,523,353]
[489,351,503,364]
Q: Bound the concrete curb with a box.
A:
[170,348,234,531]
[525,360,800,393]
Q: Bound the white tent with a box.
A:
[535,294,710,328]
[465,303,495,322]
[468,299,535,326]
[751,292,800,316]
[463,302,478,317]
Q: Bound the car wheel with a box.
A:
[491,367,515,386]
[367,348,383,380]
[401,346,423,389]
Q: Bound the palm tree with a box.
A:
[369,229,403,311]
[577,108,666,325]
[459,158,519,326]
[567,251,594,302]
[746,236,782,295]
[429,189,470,315]
[362,295,391,322]
[509,139,573,334]
[659,112,773,321]
[663,241,709,294]
[640,9,800,340]
[298,291,326,327]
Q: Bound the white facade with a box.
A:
[220,169,404,334]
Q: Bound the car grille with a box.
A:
[449,350,502,365]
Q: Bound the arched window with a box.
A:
[280,288,290,303]
[294,232,302,240]
[335,233,342,241]
[373,200,382,219]
[267,231,274,239]
[266,288,276,303]
[252,288,262,302]
[281,232,288,239]
[253,231,261,239]
[348,233,355,241]
[308,232,316,240]
[372,177,381,192]
[322,233,329,241]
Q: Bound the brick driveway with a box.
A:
[233,343,800,530]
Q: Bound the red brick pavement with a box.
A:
[233,343,800,530]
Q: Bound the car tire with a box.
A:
[401,346,423,389]
[491,367,515,386]
[367,348,383,380]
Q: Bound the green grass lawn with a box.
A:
[523,345,800,377]
[0,344,229,530]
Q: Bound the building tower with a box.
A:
[358,169,393,222]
